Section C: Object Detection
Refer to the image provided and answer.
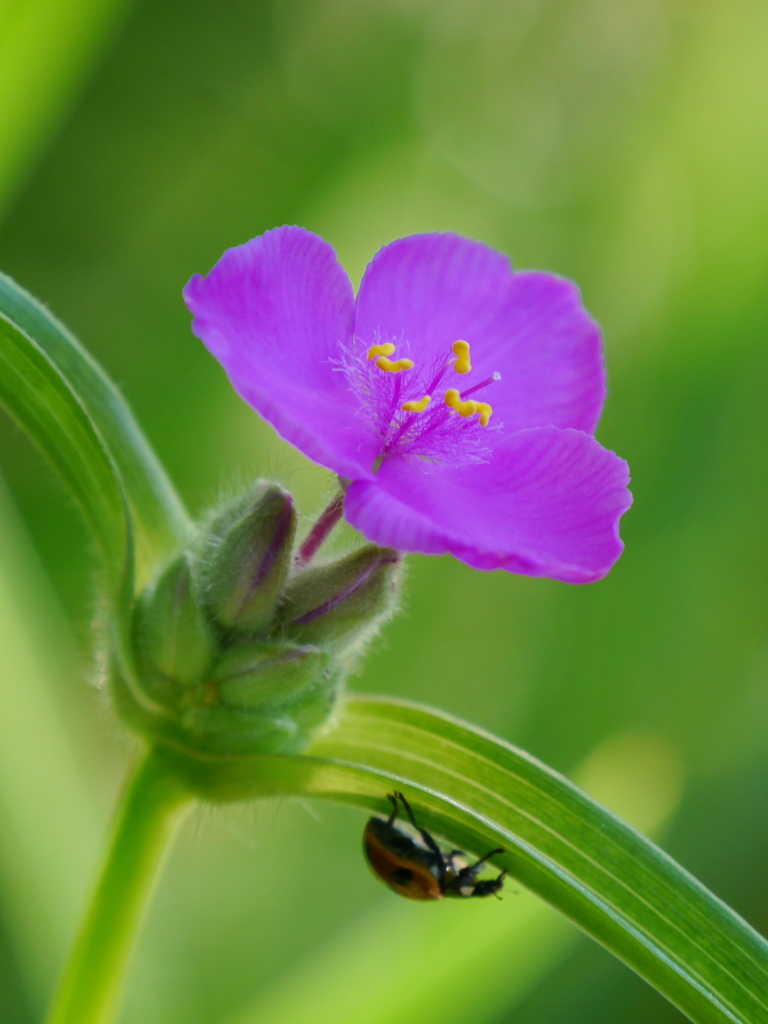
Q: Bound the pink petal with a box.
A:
[344,427,631,583]
[470,271,606,434]
[185,227,377,480]
[354,234,605,433]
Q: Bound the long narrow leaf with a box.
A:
[158,695,768,1024]
[0,313,126,584]
[225,731,683,1024]
[0,476,100,1010]
[0,273,191,578]
[0,311,165,723]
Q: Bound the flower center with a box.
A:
[341,337,502,469]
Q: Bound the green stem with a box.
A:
[46,750,192,1024]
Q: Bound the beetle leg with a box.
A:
[468,847,505,872]
[386,792,399,827]
[455,847,505,887]
[393,791,420,830]
[394,791,448,883]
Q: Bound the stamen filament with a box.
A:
[389,372,404,420]
[374,339,498,456]
[424,361,451,396]
[460,372,501,400]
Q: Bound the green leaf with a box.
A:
[0,477,101,1009]
[0,272,191,580]
[225,732,684,1024]
[0,312,166,724]
[0,312,127,585]
[159,695,768,1024]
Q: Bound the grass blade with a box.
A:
[0,273,191,579]
[0,312,126,584]
[0,476,100,1012]
[159,694,768,1024]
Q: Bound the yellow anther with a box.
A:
[452,339,472,375]
[475,401,493,426]
[376,356,414,373]
[367,343,396,361]
[445,388,478,418]
[401,395,432,413]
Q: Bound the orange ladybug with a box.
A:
[363,791,506,901]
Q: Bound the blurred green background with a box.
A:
[2,0,768,1022]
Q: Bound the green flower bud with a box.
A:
[176,640,339,756]
[131,553,216,706]
[115,486,404,790]
[213,640,328,709]
[125,553,342,757]
[278,545,401,651]
[203,484,296,636]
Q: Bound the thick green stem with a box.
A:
[46,750,191,1024]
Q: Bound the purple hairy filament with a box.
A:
[341,338,501,470]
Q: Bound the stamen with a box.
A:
[376,356,414,373]
[452,340,472,375]
[424,362,451,396]
[475,402,493,426]
[445,388,479,418]
[342,333,499,464]
[460,372,502,400]
[367,343,395,361]
[401,395,431,413]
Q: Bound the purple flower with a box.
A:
[184,228,631,583]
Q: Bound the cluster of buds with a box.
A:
[115,484,401,758]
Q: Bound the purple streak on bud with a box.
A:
[293,552,400,625]
[203,484,297,635]
[213,641,328,708]
[281,545,402,651]
[241,494,294,597]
